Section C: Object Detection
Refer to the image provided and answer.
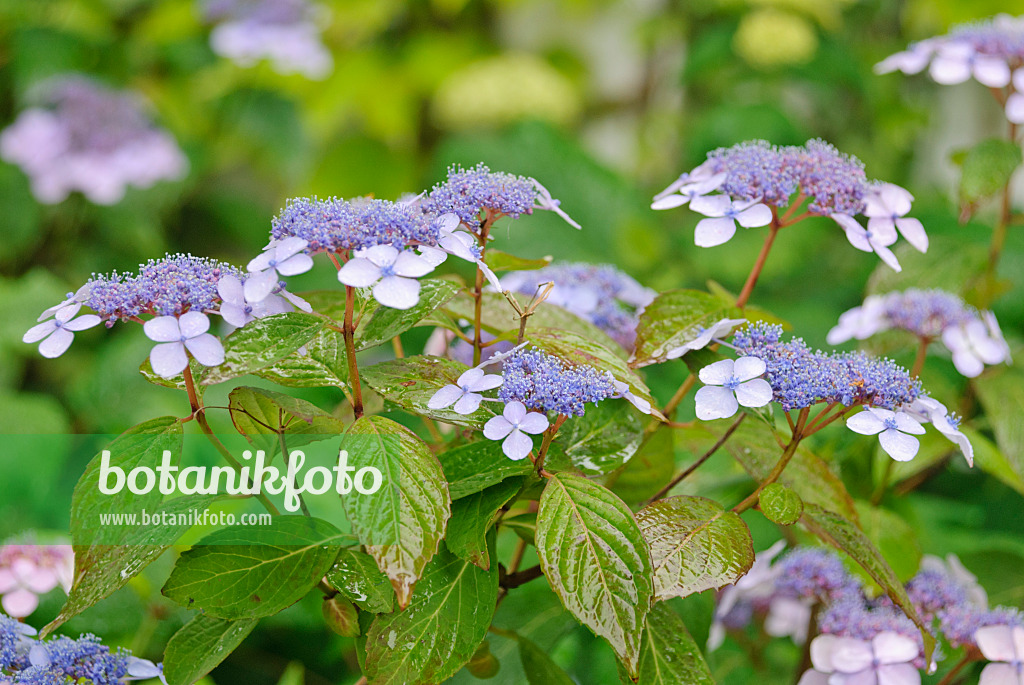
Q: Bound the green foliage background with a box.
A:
[1,0,1023,683]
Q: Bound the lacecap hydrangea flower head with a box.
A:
[653,139,926,271]
[877,14,1024,123]
[201,0,333,79]
[0,76,187,205]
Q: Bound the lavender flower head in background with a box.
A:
[498,263,656,350]
[877,14,1024,123]
[0,76,187,205]
[827,289,1011,377]
[653,139,925,271]
[202,0,333,79]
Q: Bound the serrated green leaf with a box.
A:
[361,356,499,428]
[800,503,935,662]
[202,312,327,385]
[447,477,524,569]
[519,635,574,685]
[636,496,753,601]
[485,250,553,272]
[163,614,259,685]
[630,289,741,368]
[536,473,654,677]
[325,549,395,614]
[955,138,1022,203]
[438,440,535,500]
[341,416,451,607]
[547,401,644,476]
[527,327,660,419]
[162,516,346,620]
[356,279,461,350]
[363,540,498,685]
[227,386,345,457]
[620,602,716,685]
[759,483,803,525]
[44,418,198,636]
[255,327,349,388]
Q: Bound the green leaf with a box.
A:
[800,503,935,661]
[341,416,451,607]
[609,427,676,506]
[630,289,740,368]
[954,138,1022,203]
[963,427,1024,497]
[438,440,535,500]
[323,595,361,637]
[854,502,921,583]
[254,327,349,388]
[622,602,716,685]
[363,540,498,685]
[547,401,644,476]
[485,250,553,272]
[357,279,461,349]
[636,496,754,601]
[202,312,327,385]
[162,516,347,620]
[519,635,574,685]
[447,478,524,569]
[325,549,395,614]
[501,512,537,546]
[163,614,259,685]
[867,236,987,298]
[712,420,860,523]
[361,356,499,428]
[438,292,628,360]
[527,327,661,419]
[973,367,1024,491]
[44,418,198,636]
[227,386,345,457]
[536,473,654,677]
[759,483,803,526]
[139,358,206,393]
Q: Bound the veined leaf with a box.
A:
[438,440,535,500]
[325,549,395,614]
[228,386,345,457]
[619,602,716,685]
[630,289,740,368]
[163,614,259,685]
[202,312,326,385]
[548,401,645,476]
[536,473,654,677]
[447,477,524,569]
[255,327,349,388]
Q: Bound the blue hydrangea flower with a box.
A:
[244,237,314,302]
[143,311,225,378]
[694,357,773,421]
[428,367,504,415]
[483,401,550,461]
[846,407,926,462]
[337,245,435,310]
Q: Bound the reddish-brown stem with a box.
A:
[935,656,973,685]
[732,407,809,513]
[533,415,567,475]
[911,337,931,378]
[472,213,497,366]
[343,284,364,419]
[662,375,696,419]
[736,218,780,309]
[645,413,746,504]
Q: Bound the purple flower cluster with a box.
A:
[773,548,862,603]
[202,0,332,79]
[498,346,618,416]
[704,139,868,215]
[421,164,541,230]
[84,254,242,321]
[498,263,656,349]
[877,15,1024,123]
[0,77,187,205]
[272,197,442,254]
[731,322,923,411]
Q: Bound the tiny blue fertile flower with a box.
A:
[498,346,618,417]
[773,548,861,604]
[422,163,539,229]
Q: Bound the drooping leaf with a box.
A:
[361,356,499,428]
[162,516,347,620]
[527,327,660,419]
[630,289,740,368]
[363,540,498,685]
[547,401,644,476]
[484,249,553,272]
[325,549,395,614]
[619,602,716,685]
[854,502,921,583]
[44,418,196,635]
[163,614,259,685]
[202,312,326,385]
[341,416,451,607]
[535,473,654,677]
[447,477,524,569]
[438,440,535,500]
[227,386,345,457]
[973,367,1024,491]
[518,635,575,685]
[962,427,1024,497]
[800,503,935,661]
[636,496,753,601]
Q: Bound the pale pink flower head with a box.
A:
[0,543,74,618]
